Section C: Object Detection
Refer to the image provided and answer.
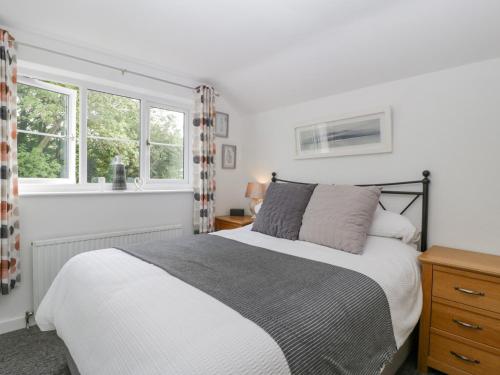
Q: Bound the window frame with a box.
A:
[85,88,142,184]
[17,77,77,184]
[145,102,189,184]
[17,68,192,193]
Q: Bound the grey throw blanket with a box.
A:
[118,235,396,375]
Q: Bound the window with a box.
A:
[17,74,189,190]
[86,90,140,183]
[147,106,185,180]
[17,79,77,182]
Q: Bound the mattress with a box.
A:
[36,226,422,375]
[63,331,416,375]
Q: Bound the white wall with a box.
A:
[214,97,252,216]
[245,58,500,256]
[0,30,250,333]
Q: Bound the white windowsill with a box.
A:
[20,189,193,197]
[20,183,193,197]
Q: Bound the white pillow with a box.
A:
[369,207,419,244]
[254,202,263,214]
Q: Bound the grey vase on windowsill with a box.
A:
[112,156,127,190]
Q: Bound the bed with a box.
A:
[36,171,430,375]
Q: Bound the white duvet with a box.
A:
[36,226,422,375]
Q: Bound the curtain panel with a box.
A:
[192,86,216,234]
[0,29,20,295]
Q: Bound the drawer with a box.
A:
[429,333,500,375]
[431,302,500,349]
[433,270,500,313]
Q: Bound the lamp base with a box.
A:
[249,198,262,218]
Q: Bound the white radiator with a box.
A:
[32,224,184,312]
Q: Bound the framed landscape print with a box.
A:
[215,112,229,137]
[221,144,236,169]
[294,107,392,159]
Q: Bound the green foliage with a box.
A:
[150,145,183,179]
[17,82,184,182]
[149,108,183,145]
[17,85,67,134]
[18,143,63,178]
[17,83,69,178]
[86,91,140,182]
[149,108,184,179]
[87,138,139,182]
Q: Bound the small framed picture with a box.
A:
[221,144,236,169]
[215,112,229,138]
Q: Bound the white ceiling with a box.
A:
[2,0,500,112]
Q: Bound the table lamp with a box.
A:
[245,182,266,218]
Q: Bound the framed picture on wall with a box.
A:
[294,107,392,159]
[215,112,229,137]
[221,144,236,169]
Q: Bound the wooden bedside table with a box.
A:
[214,216,254,231]
[418,246,500,375]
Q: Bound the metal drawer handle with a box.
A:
[452,319,482,330]
[450,351,480,364]
[454,286,485,296]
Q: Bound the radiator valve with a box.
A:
[25,311,34,330]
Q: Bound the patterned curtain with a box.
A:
[0,29,20,295]
[192,85,216,234]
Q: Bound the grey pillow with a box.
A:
[299,184,381,254]
[252,182,316,240]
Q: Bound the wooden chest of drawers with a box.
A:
[418,246,500,374]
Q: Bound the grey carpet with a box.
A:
[0,327,70,375]
[0,327,443,375]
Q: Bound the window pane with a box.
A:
[17,83,69,135]
[87,138,139,183]
[87,90,140,140]
[149,107,184,180]
[150,144,183,180]
[149,107,184,145]
[18,133,68,178]
[17,81,76,180]
[43,81,81,183]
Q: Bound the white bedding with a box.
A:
[36,227,422,375]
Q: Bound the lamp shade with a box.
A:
[245,182,266,199]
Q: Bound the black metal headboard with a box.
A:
[271,170,430,251]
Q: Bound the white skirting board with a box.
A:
[0,316,29,335]
[32,225,184,312]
